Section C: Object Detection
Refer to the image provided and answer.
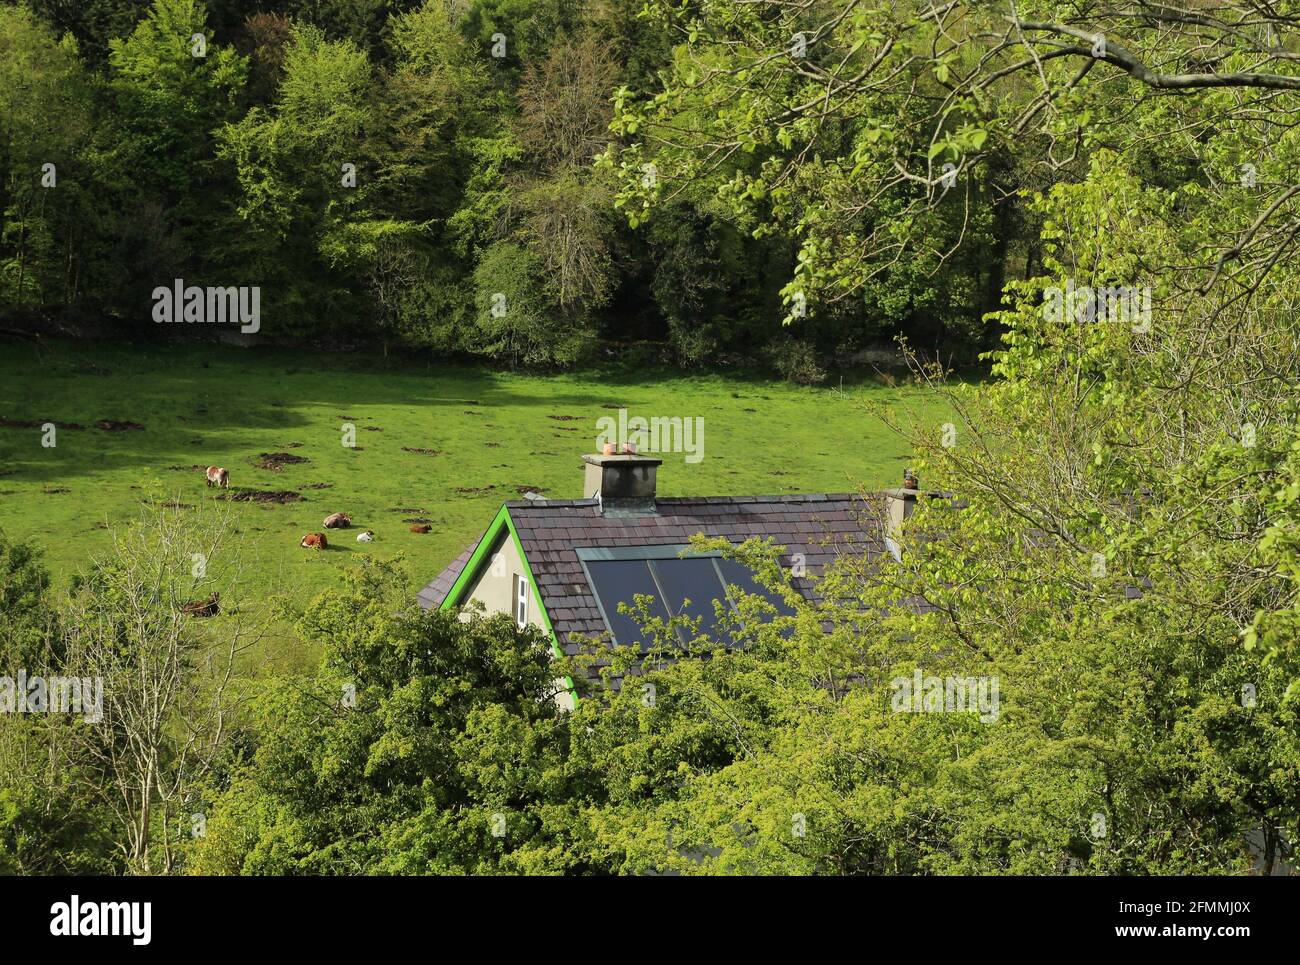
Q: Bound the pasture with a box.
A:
[0,339,954,669]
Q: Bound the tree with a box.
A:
[471,240,591,366]
[61,503,261,873]
[0,5,93,307]
[517,33,618,171]
[188,558,592,875]
[0,532,116,874]
[217,21,371,331]
[88,0,247,316]
[610,1,1300,334]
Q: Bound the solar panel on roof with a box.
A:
[648,557,730,642]
[584,559,672,650]
[716,557,797,617]
[584,551,797,649]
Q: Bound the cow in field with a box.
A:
[300,532,327,549]
[323,512,351,529]
[356,530,375,542]
[182,592,220,617]
[409,523,431,534]
[205,466,229,489]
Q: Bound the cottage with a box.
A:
[420,452,940,708]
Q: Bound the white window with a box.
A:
[513,573,528,628]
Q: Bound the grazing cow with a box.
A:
[356,530,375,542]
[205,466,229,489]
[323,512,351,529]
[182,592,220,617]
[300,532,327,549]
[409,523,431,534]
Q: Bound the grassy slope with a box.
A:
[0,340,954,668]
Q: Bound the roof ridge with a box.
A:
[506,492,871,509]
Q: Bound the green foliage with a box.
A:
[766,337,825,386]
[0,5,95,304]
[0,532,117,874]
[470,241,591,366]
[189,558,590,874]
[0,531,55,671]
[0,0,996,368]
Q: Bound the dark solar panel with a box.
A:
[585,552,799,649]
[716,557,797,617]
[584,559,672,650]
[649,557,729,642]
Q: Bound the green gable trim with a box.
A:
[439,505,577,707]
[440,505,511,611]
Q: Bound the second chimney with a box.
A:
[882,469,956,556]
[583,452,662,516]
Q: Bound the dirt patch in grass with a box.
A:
[515,486,546,495]
[363,426,383,432]
[401,447,441,456]
[548,415,580,421]
[300,482,332,490]
[402,516,433,523]
[167,464,206,472]
[42,486,71,494]
[253,452,309,471]
[388,507,428,513]
[160,501,195,509]
[484,442,500,448]
[454,485,496,495]
[96,419,145,431]
[221,490,303,504]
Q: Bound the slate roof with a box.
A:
[416,542,476,612]
[418,493,894,681]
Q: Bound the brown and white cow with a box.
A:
[205,466,229,489]
[323,512,351,529]
[300,532,327,549]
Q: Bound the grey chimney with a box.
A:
[883,469,957,556]
[583,452,662,515]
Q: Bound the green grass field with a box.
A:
[0,339,953,668]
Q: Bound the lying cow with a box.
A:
[182,592,220,617]
[300,532,328,549]
[409,523,431,534]
[356,530,375,542]
[205,466,229,489]
[323,512,351,529]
